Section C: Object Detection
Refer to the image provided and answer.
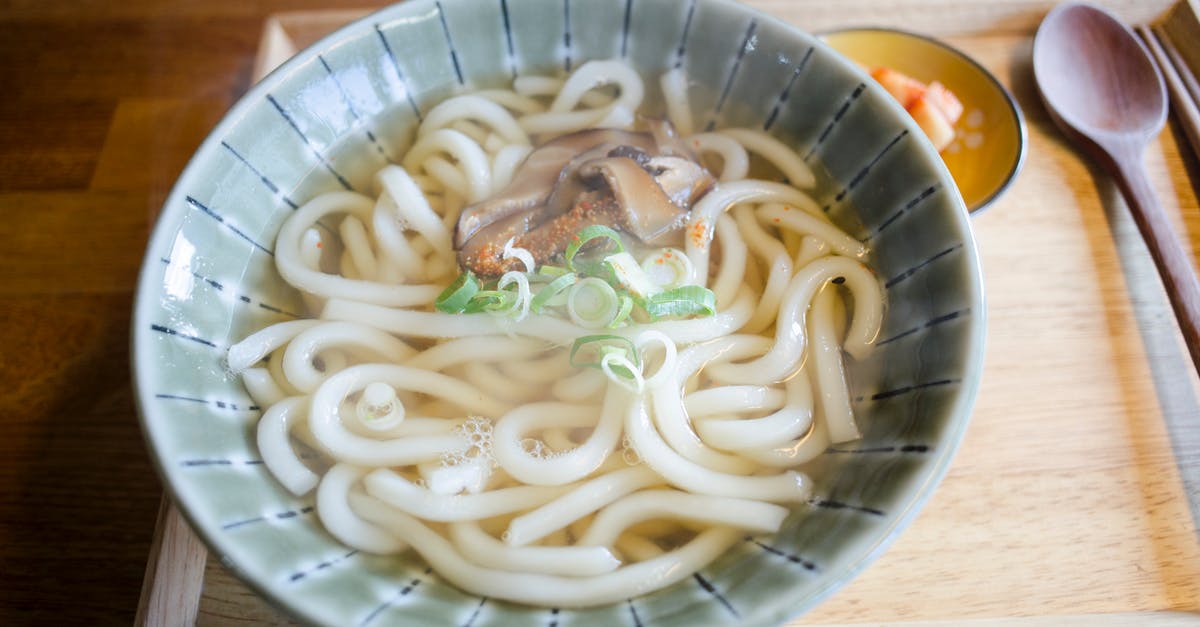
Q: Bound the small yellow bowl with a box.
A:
[823,28,1026,213]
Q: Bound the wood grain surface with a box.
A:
[1,1,1198,625]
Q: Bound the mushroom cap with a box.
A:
[454,122,714,277]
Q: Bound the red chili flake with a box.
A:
[316,242,323,249]
[773,217,781,223]
[656,258,664,264]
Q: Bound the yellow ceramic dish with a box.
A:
[823,28,1026,212]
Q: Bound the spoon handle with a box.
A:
[1112,150,1200,372]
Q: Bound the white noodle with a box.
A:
[256,396,318,496]
[376,165,454,261]
[685,180,822,286]
[686,132,750,182]
[420,95,531,146]
[492,388,626,486]
[695,370,814,451]
[734,204,793,334]
[449,522,620,576]
[363,469,571,521]
[808,285,860,443]
[281,321,415,393]
[233,60,887,608]
[706,255,884,384]
[275,192,441,306]
[659,67,695,137]
[625,400,812,502]
[226,320,320,374]
[684,385,786,418]
[401,129,492,202]
[351,493,743,608]
[317,464,406,554]
[718,128,816,189]
[576,489,789,547]
[504,465,663,546]
[240,367,286,408]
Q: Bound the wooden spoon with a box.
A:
[1033,2,1200,374]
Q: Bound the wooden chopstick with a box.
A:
[1137,25,1200,165]
[1153,24,1200,126]
[135,497,208,626]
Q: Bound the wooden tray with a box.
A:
[138,2,1200,625]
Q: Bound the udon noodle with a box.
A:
[227,59,884,607]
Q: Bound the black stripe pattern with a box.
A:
[181,458,266,467]
[823,130,909,211]
[805,83,866,161]
[693,573,739,617]
[360,568,434,626]
[562,0,572,71]
[499,0,517,78]
[619,0,633,57]
[289,550,359,582]
[827,443,930,454]
[877,307,969,345]
[186,196,273,255]
[868,184,940,238]
[266,94,355,191]
[749,537,818,571]
[460,597,488,627]
[375,23,424,120]
[149,324,219,349]
[763,47,814,131]
[317,55,394,163]
[158,257,302,318]
[672,0,697,69]
[222,505,315,530]
[809,497,885,516]
[705,20,758,132]
[885,245,963,289]
[155,394,259,412]
[220,141,298,209]
[861,379,960,402]
[435,1,465,85]
[627,600,644,627]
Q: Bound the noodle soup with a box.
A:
[226,59,883,607]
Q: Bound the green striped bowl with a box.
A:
[133,0,985,624]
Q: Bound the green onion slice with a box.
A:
[565,225,625,274]
[538,264,570,278]
[567,277,619,328]
[608,294,635,328]
[463,289,515,313]
[530,272,577,314]
[569,334,640,379]
[641,285,717,320]
[435,271,480,313]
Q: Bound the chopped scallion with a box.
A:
[435,271,480,313]
[641,285,717,320]
[569,334,641,380]
[608,294,635,328]
[565,224,624,273]
[530,272,577,314]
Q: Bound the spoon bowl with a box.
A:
[1033,2,1200,374]
[1034,4,1166,138]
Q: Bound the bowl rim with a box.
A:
[132,1,988,624]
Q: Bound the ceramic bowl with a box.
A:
[823,28,1027,213]
[133,0,986,624]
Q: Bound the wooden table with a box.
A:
[2,1,1198,625]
